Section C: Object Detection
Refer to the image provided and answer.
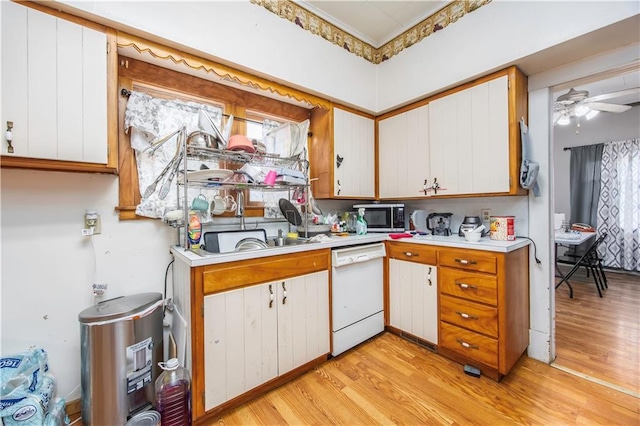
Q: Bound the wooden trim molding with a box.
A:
[116,32,331,110]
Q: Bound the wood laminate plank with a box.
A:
[555,267,640,396]
[214,332,639,424]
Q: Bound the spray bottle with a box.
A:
[355,207,367,235]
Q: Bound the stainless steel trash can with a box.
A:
[79,293,164,426]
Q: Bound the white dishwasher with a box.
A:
[331,243,386,356]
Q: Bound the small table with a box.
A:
[554,231,597,297]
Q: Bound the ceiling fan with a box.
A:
[553,87,639,125]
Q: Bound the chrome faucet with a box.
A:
[236,191,245,230]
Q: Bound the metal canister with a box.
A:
[79,293,164,426]
[125,410,161,426]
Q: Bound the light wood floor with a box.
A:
[555,267,640,395]
[213,332,639,425]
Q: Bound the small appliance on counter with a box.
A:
[352,203,405,233]
[426,212,453,236]
[458,216,489,236]
[410,210,430,232]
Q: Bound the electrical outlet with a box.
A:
[481,209,491,223]
[84,210,101,235]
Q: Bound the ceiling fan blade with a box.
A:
[584,87,640,103]
[586,102,632,113]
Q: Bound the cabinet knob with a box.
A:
[269,284,274,308]
[455,258,477,265]
[455,311,478,320]
[403,252,418,257]
[456,282,478,290]
[456,339,479,350]
[5,121,14,154]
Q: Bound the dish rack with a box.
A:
[170,129,310,248]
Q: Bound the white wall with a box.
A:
[376,1,639,112]
[56,1,639,114]
[0,169,176,399]
[2,0,638,399]
[553,105,640,218]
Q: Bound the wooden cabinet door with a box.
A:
[379,105,430,199]
[405,104,431,198]
[203,283,278,410]
[469,76,509,193]
[378,112,407,198]
[277,271,330,375]
[388,259,438,344]
[429,76,509,196]
[333,108,375,198]
[1,2,107,164]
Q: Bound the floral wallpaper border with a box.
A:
[250,0,491,64]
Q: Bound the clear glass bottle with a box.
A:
[155,358,191,426]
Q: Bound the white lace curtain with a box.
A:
[124,91,224,218]
[597,139,640,271]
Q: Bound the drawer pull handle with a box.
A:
[427,266,432,286]
[404,252,418,257]
[282,282,287,305]
[456,282,478,290]
[456,311,478,320]
[269,284,274,308]
[455,258,477,265]
[456,339,479,349]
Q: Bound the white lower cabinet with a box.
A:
[203,270,329,410]
[388,259,438,344]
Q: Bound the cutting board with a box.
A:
[203,229,267,253]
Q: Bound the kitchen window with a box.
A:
[116,55,312,220]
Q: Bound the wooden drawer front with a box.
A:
[387,242,437,265]
[202,249,330,295]
[440,295,498,337]
[440,322,498,368]
[439,267,497,305]
[439,249,497,274]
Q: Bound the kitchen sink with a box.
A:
[269,237,319,247]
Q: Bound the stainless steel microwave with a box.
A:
[353,203,405,233]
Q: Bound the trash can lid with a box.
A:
[79,292,163,323]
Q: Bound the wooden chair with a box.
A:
[556,233,608,298]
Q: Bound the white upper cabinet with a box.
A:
[378,104,430,199]
[429,75,510,195]
[1,2,107,164]
[333,108,375,198]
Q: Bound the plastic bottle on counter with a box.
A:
[187,211,202,249]
[155,358,192,426]
[356,207,368,235]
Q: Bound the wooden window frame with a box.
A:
[116,56,312,220]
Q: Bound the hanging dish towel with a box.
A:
[519,118,541,197]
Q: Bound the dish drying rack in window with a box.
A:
[168,128,310,248]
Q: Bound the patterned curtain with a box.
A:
[597,139,640,271]
[124,91,223,218]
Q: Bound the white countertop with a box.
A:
[170,233,530,267]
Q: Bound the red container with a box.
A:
[490,216,515,241]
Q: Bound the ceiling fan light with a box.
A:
[574,104,590,117]
[586,109,600,120]
[557,115,571,126]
